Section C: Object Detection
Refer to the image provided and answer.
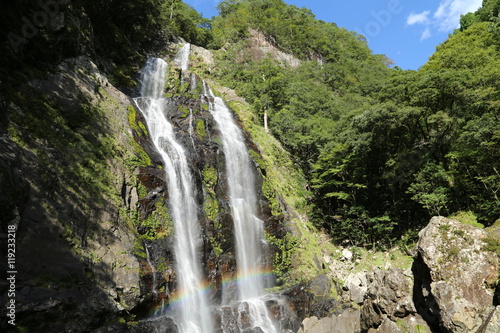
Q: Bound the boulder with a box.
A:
[297,309,361,333]
[343,271,368,304]
[367,315,431,333]
[413,216,499,332]
[484,306,500,333]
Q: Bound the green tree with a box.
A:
[407,163,451,216]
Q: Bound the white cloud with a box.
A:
[407,11,431,25]
[406,0,483,42]
[434,0,483,31]
[420,27,432,41]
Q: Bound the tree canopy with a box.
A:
[208,0,500,247]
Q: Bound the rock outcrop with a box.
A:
[413,216,499,332]
[247,29,301,67]
[361,267,421,331]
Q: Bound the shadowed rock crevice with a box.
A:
[412,253,443,332]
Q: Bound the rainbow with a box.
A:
[148,268,276,317]
[221,268,275,291]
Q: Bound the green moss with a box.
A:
[179,106,190,118]
[138,198,173,240]
[166,67,181,93]
[262,180,282,216]
[126,105,152,167]
[448,246,460,258]
[204,193,219,223]
[202,165,223,255]
[395,318,431,333]
[415,325,430,333]
[180,82,190,93]
[266,233,298,285]
[439,224,451,232]
[191,54,211,78]
[248,149,266,170]
[211,241,224,258]
[156,257,170,272]
[127,105,147,134]
[136,183,149,199]
[483,235,500,257]
[202,165,218,188]
[449,211,484,228]
[352,248,414,272]
[196,119,207,139]
[133,237,146,259]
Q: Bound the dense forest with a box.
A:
[1,0,499,249]
[207,0,500,247]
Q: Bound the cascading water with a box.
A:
[145,244,158,294]
[204,83,279,333]
[174,43,191,71]
[134,58,213,333]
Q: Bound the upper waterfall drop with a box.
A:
[135,58,213,333]
[140,58,167,99]
[175,43,191,71]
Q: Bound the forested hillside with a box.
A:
[203,0,500,247]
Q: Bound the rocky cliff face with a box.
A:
[128,63,293,311]
[0,56,142,331]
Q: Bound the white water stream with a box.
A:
[175,43,191,71]
[145,244,158,294]
[204,83,278,333]
[135,58,213,333]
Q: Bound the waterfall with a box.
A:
[204,83,278,333]
[134,58,213,333]
[188,108,196,148]
[145,244,158,294]
[175,43,191,71]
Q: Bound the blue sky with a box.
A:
[183,0,483,70]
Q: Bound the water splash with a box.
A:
[135,58,213,333]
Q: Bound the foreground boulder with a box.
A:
[297,309,361,333]
[413,216,499,332]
